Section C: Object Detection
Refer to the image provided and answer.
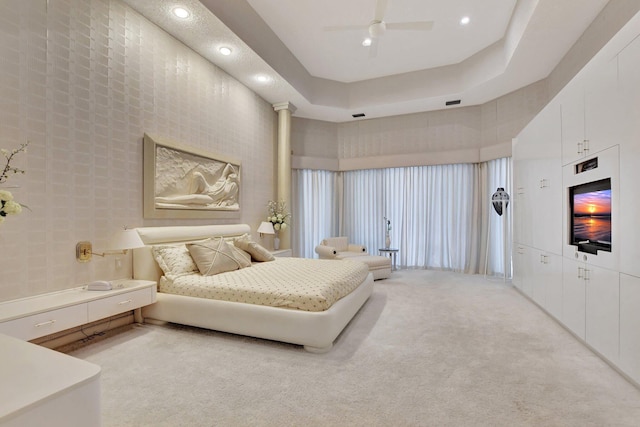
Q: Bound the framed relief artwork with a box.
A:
[143,134,241,219]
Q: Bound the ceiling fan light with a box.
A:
[362,38,372,47]
[368,21,386,38]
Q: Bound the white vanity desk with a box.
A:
[0,279,156,426]
[0,333,101,427]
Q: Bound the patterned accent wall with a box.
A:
[0,0,276,301]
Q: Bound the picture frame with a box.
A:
[143,134,241,219]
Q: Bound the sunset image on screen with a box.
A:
[573,188,612,245]
[574,189,612,216]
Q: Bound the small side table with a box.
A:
[379,248,399,270]
[271,249,292,257]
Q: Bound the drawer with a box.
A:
[0,304,88,341]
[87,287,154,322]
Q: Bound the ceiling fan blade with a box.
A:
[323,24,368,32]
[386,21,434,31]
[374,0,389,21]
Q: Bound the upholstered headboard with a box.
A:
[133,224,252,282]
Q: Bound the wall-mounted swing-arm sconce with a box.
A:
[76,227,145,262]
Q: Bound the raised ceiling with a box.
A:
[123,0,610,122]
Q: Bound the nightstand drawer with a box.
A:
[0,304,88,341]
[87,287,154,322]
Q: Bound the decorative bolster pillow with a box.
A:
[348,244,367,253]
[315,245,338,258]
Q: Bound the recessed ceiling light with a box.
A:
[219,47,232,56]
[256,75,269,83]
[173,7,190,19]
[362,38,372,47]
[460,16,470,25]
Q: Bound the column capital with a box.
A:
[272,102,297,114]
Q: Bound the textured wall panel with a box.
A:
[0,0,276,301]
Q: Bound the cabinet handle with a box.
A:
[583,269,590,281]
[583,139,589,153]
[577,141,583,155]
[35,320,56,327]
[117,299,133,305]
[577,267,583,279]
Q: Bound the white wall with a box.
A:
[0,0,277,302]
[292,80,548,171]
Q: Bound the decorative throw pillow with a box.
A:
[152,245,199,276]
[229,245,252,268]
[234,236,275,262]
[187,237,244,276]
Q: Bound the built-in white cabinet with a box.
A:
[620,274,640,382]
[513,244,562,319]
[514,12,640,386]
[560,56,620,166]
[512,100,562,254]
[562,254,619,362]
[561,257,586,339]
[617,33,640,278]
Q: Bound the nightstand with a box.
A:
[271,249,292,257]
[0,279,156,341]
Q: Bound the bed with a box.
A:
[133,224,374,353]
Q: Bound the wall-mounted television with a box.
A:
[569,178,612,254]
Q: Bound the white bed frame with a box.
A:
[133,224,374,353]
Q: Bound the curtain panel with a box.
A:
[293,158,511,276]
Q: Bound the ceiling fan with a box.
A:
[324,0,434,57]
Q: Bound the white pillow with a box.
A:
[152,245,199,276]
[187,237,246,276]
[234,236,275,262]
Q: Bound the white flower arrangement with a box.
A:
[0,142,28,225]
[267,199,291,233]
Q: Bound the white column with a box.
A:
[273,102,296,250]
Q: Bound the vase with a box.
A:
[274,236,280,250]
[491,187,510,216]
[385,234,391,249]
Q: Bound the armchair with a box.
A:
[315,237,367,259]
[315,236,391,280]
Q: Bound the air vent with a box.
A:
[352,113,365,118]
[445,100,461,106]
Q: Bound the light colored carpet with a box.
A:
[70,269,640,426]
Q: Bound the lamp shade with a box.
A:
[257,221,275,235]
[109,228,145,251]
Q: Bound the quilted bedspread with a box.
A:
[159,257,369,312]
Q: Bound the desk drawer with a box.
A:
[87,287,154,322]
[0,304,88,341]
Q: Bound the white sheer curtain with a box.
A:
[343,164,479,272]
[292,169,341,258]
[482,157,513,278]
[292,157,511,275]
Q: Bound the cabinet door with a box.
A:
[562,257,586,339]
[585,265,620,363]
[618,34,640,277]
[560,79,586,166]
[529,248,546,307]
[584,57,622,157]
[620,273,640,384]
[512,244,526,291]
[542,252,563,320]
[513,101,562,252]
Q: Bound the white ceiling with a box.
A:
[122,0,610,122]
